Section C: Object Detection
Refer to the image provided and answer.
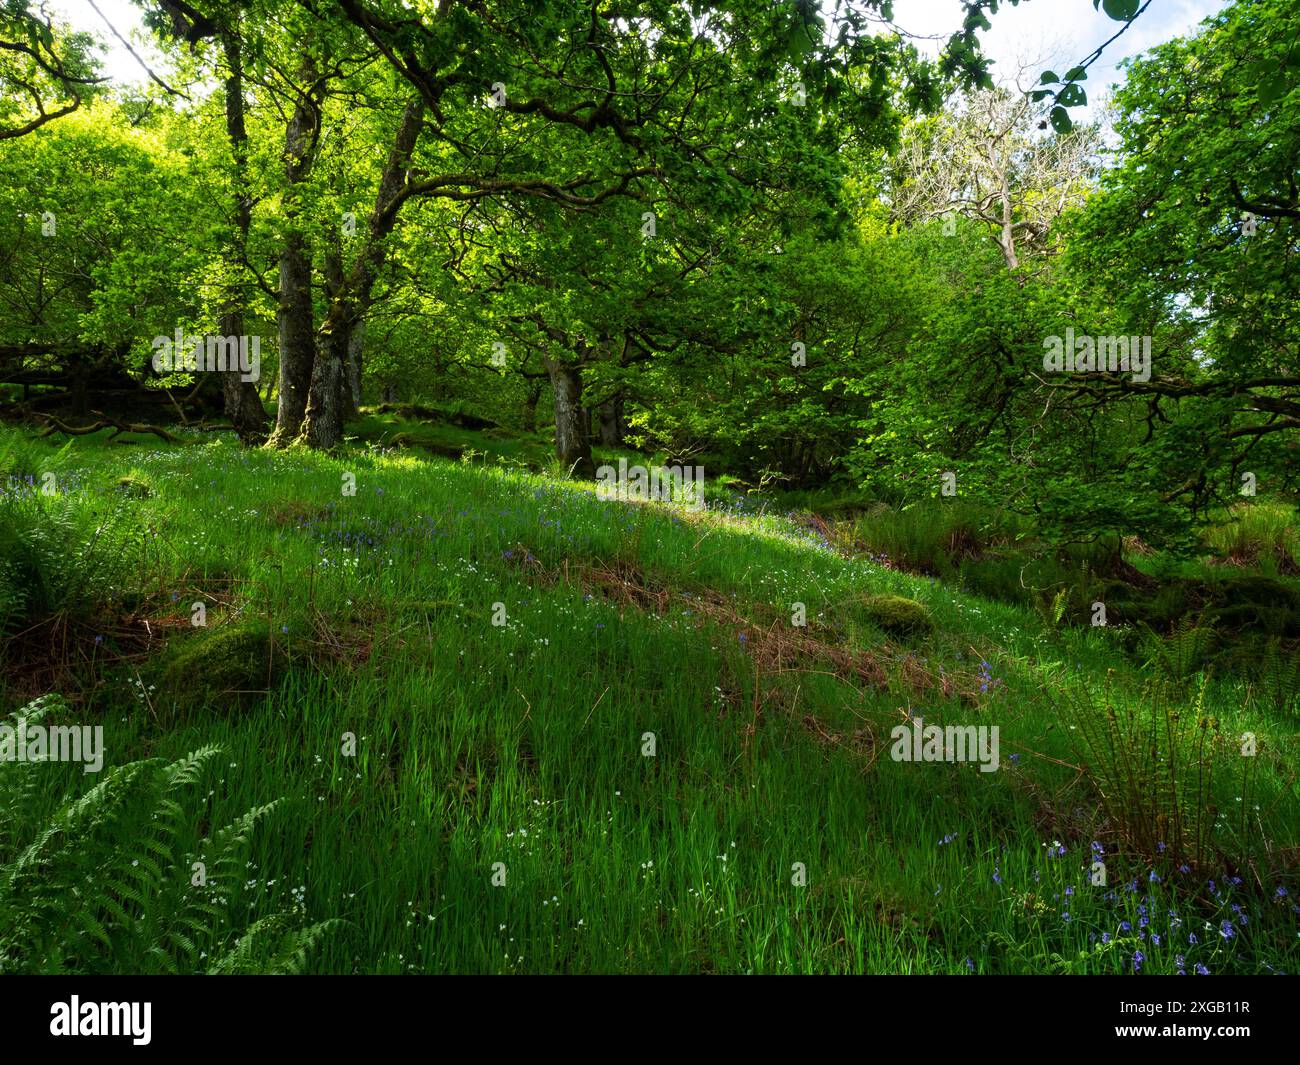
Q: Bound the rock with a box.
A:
[862,593,934,636]
[157,621,284,714]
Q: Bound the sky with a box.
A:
[891,0,1226,103]
[48,0,1228,109]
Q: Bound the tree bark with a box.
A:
[267,65,320,447]
[302,97,422,449]
[597,393,626,447]
[546,358,595,478]
[319,249,365,419]
[219,32,269,445]
[521,380,543,433]
[270,232,314,445]
[345,319,365,417]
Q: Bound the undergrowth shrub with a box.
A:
[852,500,1028,574]
[0,694,340,974]
[0,426,71,485]
[1249,637,1300,721]
[1062,677,1277,873]
[1203,501,1299,570]
[1141,617,1218,683]
[0,486,141,635]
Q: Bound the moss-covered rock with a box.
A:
[862,594,934,637]
[116,474,154,498]
[157,621,284,714]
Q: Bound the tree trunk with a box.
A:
[270,232,314,445]
[302,97,422,449]
[323,255,365,417]
[345,319,365,417]
[219,32,268,445]
[303,314,347,449]
[69,355,88,417]
[997,171,1019,270]
[597,394,626,447]
[546,358,594,478]
[521,380,542,433]
[267,64,319,448]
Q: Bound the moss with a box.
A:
[157,621,285,714]
[861,594,934,637]
[116,474,153,498]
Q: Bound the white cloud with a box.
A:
[47,0,1229,103]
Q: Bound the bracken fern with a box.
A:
[0,694,340,974]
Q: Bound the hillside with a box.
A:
[2,421,1295,975]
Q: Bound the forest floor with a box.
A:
[2,416,1297,974]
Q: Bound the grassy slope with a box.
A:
[4,426,1298,974]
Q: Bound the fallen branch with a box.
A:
[35,412,190,444]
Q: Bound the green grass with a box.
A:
[1,425,1296,974]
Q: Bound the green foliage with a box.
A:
[0,0,1296,977]
[0,427,71,483]
[1203,502,1300,571]
[1140,617,1218,684]
[1250,637,1300,722]
[0,482,141,635]
[1061,0,1300,513]
[0,695,339,974]
[1062,678,1266,870]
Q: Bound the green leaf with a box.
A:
[1058,83,1087,107]
[1258,76,1286,106]
[1049,106,1073,133]
[1040,70,1059,84]
[1102,0,1141,21]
